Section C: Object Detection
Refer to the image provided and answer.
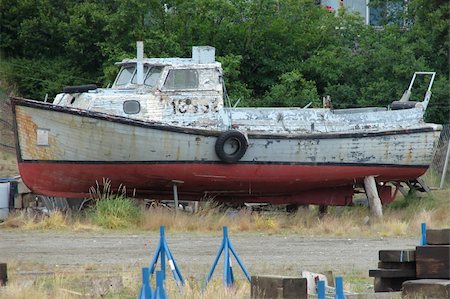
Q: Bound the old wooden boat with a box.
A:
[11,45,442,205]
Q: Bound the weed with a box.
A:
[90,197,141,229]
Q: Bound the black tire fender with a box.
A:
[63,84,97,94]
[215,130,248,163]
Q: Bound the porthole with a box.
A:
[123,100,140,114]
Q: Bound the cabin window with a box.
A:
[131,66,149,84]
[144,66,163,87]
[123,100,140,114]
[116,66,135,86]
[163,69,199,90]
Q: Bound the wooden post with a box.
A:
[364,176,383,218]
[0,263,7,286]
[171,180,184,213]
[439,138,450,189]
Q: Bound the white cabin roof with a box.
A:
[116,58,221,68]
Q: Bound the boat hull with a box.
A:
[12,98,441,205]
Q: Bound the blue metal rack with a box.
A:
[205,226,251,287]
[138,267,152,299]
[420,222,427,246]
[148,226,185,290]
[151,270,168,299]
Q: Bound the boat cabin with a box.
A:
[53,46,226,128]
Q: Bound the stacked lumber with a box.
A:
[369,250,416,292]
[402,228,450,298]
[416,228,450,279]
[251,275,307,299]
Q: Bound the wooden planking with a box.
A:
[416,245,450,279]
[251,275,307,299]
[402,279,450,298]
[378,250,415,262]
[377,261,415,270]
[426,229,450,245]
[369,269,416,278]
[346,292,402,299]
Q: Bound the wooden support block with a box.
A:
[402,279,450,298]
[251,275,307,299]
[369,269,416,278]
[416,245,450,279]
[346,292,402,299]
[374,277,408,292]
[378,250,415,262]
[0,263,7,286]
[377,261,415,270]
[426,228,450,245]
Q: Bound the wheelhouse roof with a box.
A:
[116,58,221,68]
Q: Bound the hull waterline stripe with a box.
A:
[19,160,429,168]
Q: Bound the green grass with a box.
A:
[90,196,141,229]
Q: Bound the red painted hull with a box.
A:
[18,162,427,205]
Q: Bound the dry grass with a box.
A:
[1,189,449,238]
[0,149,18,177]
[0,263,249,299]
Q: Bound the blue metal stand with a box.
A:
[138,267,152,299]
[151,270,167,299]
[334,276,345,299]
[420,222,427,246]
[206,226,251,287]
[148,226,185,290]
[317,280,326,299]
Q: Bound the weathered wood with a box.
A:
[426,228,450,245]
[402,279,450,298]
[0,263,7,286]
[374,277,407,292]
[346,292,402,299]
[251,275,307,299]
[369,269,416,278]
[378,250,415,262]
[364,176,383,218]
[416,245,450,279]
[377,261,415,270]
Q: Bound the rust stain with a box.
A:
[16,107,60,160]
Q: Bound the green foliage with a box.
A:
[386,192,441,213]
[0,0,447,123]
[0,57,88,100]
[217,54,252,104]
[262,70,320,107]
[90,196,141,229]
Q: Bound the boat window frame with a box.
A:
[161,68,200,91]
[123,100,141,114]
[144,66,163,88]
[114,65,136,86]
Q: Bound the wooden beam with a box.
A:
[426,229,450,245]
[379,250,415,262]
[251,275,307,299]
[364,176,383,218]
[402,279,450,298]
[0,263,7,286]
[369,269,416,278]
[377,261,415,270]
[416,245,450,279]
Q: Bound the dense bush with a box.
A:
[0,0,448,123]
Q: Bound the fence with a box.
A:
[422,124,450,189]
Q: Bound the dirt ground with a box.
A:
[0,230,417,279]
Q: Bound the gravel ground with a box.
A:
[0,230,418,278]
